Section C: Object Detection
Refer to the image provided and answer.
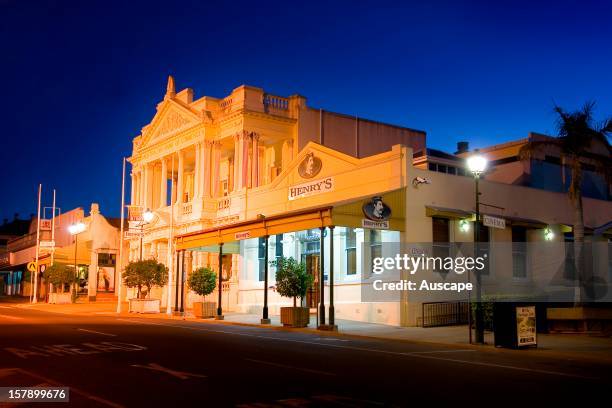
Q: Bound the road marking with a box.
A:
[408,349,476,354]
[0,305,14,309]
[77,328,117,337]
[245,358,336,376]
[131,363,207,380]
[115,318,600,380]
[312,337,350,342]
[5,342,146,359]
[0,313,23,320]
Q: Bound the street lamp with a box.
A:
[68,222,86,295]
[139,209,154,261]
[467,150,487,344]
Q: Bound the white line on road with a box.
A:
[0,314,23,320]
[245,358,336,376]
[115,318,600,381]
[0,305,14,309]
[77,328,117,337]
[131,363,207,380]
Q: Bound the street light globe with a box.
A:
[467,154,487,176]
[143,209,154,223]
[68,222,85,235]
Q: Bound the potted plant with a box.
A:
[123,260,168,313]
[46,264,75,304]
[187,267,217,318]
[274,257,313,327]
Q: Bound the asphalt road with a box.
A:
[0,304,610,407]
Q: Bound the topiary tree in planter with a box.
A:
[123,260,168,313]
[187,267,217,318]
[45,263,76,304]
[273,257,313,327]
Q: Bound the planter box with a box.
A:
[280,307,310,328]
[48,292,72,304]
[193,301,216,318]
[129,298,160,314]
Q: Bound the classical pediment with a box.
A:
[136,100,203,151]
[272,141,361,189]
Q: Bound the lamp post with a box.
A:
[467,151,487,344]
[68,222,86,294]
[139,209,154,261]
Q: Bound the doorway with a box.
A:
[303,254,320,309]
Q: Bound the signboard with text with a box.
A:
[288,177,334,201]
[127,205,144,222]
[483,215,506,229]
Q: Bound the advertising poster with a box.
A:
[516,306,537,347]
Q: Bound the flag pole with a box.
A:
[32,184,42,303]
[117,158,126,313]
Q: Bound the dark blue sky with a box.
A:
[1,0,611,221]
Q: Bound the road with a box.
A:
[0,304,610,407]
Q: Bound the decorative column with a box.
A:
[194,143,201,200]
[130,172,136,204]
[233,134,240,192]
[241,132,249,190]
[203,141,212,198]
[160,158,167,208]
[261,235,270,324]
[228,158,234,192]
[329,226,336,328]
[144,163,151,210]
[139,169,145,206]
[318,226,326,327]
[213,141,221,197]
[177,150,184,204]
[252,133,260,187]
[216,243,224,319]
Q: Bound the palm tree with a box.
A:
[519,102,611,299]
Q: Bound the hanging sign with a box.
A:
[483,215,505,229]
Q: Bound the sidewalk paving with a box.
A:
[10,300,612,362]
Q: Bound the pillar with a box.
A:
[160,158,167,208]
[144,164,152,210]
[194,143,201,200]
[329,226,336,328]
[174,250,181,312]
[216,243,224,319]
[318,226,326,327]
[233,134,240,192]
[177,150,184,204]
[130,172,136,204]
[139,169,145,207]
[213,142,221,197]
[241,132,249,189]
[203,141,211,198]
[252,133,260,187]
[261,235,270,324]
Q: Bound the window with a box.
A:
[447,166,456,175]
[98,253,116,267]
[258,237,266,281]
[275,234,283,259]
[437,164,447,173]
[370,229,382,272]
[564,232,576,280]
[428,163,437,171]
[432,217,450,271]
[346,228,357,275]
[512,227,527,278]
[221,180,229,196]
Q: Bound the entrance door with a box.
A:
[304,254,320,309]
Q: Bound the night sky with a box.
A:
[1,0,611,222]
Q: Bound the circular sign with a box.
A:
[298,152,322,179]
[362,196,392,221]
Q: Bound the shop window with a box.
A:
[258,237,266,281]
[512,227,527,278]
[346,228,357,275]
[275,234,283,259]
[98,253,116,267]
[564,232,576,280]
[428,163,437,171]
[432,217,450,272]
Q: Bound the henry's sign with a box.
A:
[483,215,506,229]
[288,177,334,201]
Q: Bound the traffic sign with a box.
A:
[27,262,37,273]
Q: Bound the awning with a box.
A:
[176,207,333,250]
[425,206,472,219]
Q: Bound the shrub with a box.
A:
[123,260,168,299]
[45,264,75,293]
[273,257,312,307]
[187,267,217,297]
